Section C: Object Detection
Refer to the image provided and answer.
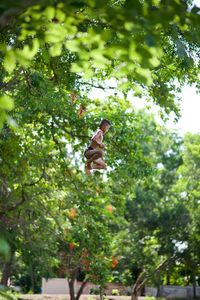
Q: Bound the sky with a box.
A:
[173,85,200,134]
[194,0,200,6]
[129,84,200,135]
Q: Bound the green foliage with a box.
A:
[170,133,200,290]
[89,287,100,295]
[0,0,200,126]
[0,290,18,300]
[0,238,10,259]
[111,289,120,295]
[144,297,165,300]
[0,95,14,130]
[144,297,156,300]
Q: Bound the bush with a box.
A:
[111,289,120,295]
[0,290,19,300]
[144,297,165,300]
[144,297,155,300]
[90,287,100,295]
[123,290,131,296]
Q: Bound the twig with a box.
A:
[77,81,115,91]
[0,164,46,216]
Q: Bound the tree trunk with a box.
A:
[68,278,76,300]
[131,257,172,300]
[0,251,15,286]
[141,285,145,296]
[131,285,140,300]
[100,285,106,300]
[192,269,196,299]
[30,263,35,293]
[1,261,12,286]
[75,280,88,300]
[166,269,170,285]
[156,274,162,297]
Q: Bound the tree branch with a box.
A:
[0,187,27,217]
[77,80,115,91]
[0,164,46,217]
[0,1,42,29]
[76,280,88,300]
[51,116,89,140]
[63,128,89,139]
[23,169,45,187]
[0,78,20,92]
[131,256,175,300]
[137,258,171,292]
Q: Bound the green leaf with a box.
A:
[0,111,6,130]
[135,67,153,85]
[3,50,16,73]
[0,238,10,258]
[45,24,68,43]
[18,28,36,41]
[124,22,134,31]
[65,39,80,52]
[16,38,39,64]
[90,49,109,64]
[56,9,66,22]
[71,62,83,73]
[0,95,14,110]
[129,41,141,61]
[82,68,94,78]
[49,43,62,57]
[45,6,56,20]
[15,50,30,66]
[149,56,160,67]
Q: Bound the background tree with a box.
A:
[171,133,200,298]
[112,127,192,299]
[0,91,155,295]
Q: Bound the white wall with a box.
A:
[42,279,200,298]
[42,278,70,294]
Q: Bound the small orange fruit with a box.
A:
[111,256,119,269]
[69,242,75,250]
[68,208,78,219]
[106,204,113,213]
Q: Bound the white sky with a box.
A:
[173,85,200,134]
[130,84,200,135]
[194,0,200,6]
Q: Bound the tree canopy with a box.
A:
[1,0,200,124]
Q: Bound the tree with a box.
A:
[0,88,157,296]
[57,196,115,300]
[112,127,192,300]
[172,133,200,298]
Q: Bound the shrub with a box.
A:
[0,290,19,300]
[90,287,100,295]
[111,289,120,295]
